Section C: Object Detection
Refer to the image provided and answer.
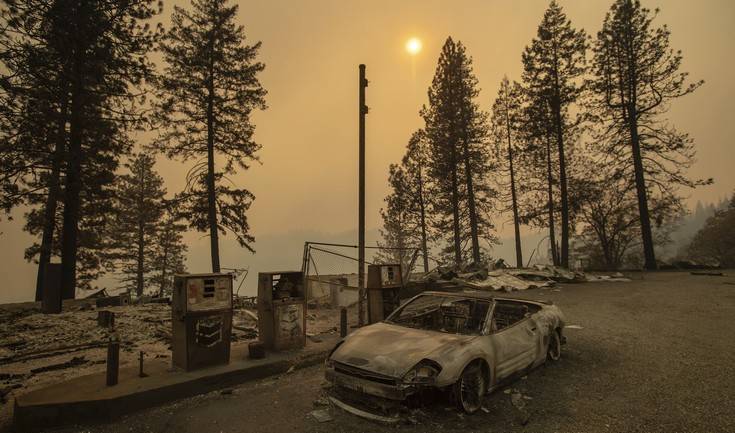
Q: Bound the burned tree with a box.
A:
[522,0,587,268]
[587,0,706,270]
[154,0,267,272]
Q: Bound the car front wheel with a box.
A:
[453,363,486,414]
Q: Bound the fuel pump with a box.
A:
[257,271,307,351]
[367,264,403,324]
[171,273,233,371]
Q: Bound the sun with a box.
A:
[406,37,422,55]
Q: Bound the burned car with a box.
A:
[325,291,566,416]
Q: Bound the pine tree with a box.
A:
[1,0,159,300]
[376,165,421,274]
[515,87,561,265]
[1,0,72,298]
[377,130,433,272]
[522,0,587,268]
[150,209,188,297]
[490,77,525,268]
[105,154,166,296]
[587,0,707,270]
[421,37,494,266]
[154,0,267,272]
[402,131,432,272]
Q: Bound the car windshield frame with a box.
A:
[385,294,492,335]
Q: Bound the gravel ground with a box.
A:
[19,271,735,433]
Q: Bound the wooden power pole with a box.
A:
[358,64,368,326]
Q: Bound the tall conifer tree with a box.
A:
[155,0,267,272]
[422,37,494,266]
[522,1,587,268]
[587,0,706,270]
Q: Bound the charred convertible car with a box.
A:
[325,291,566,417]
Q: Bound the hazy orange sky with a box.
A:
[1,0,733,303]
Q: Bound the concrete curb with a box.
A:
[12,340,335,432]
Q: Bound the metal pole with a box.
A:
[106,338,119,386]
[358,64,367,326]
[340,307,348,338]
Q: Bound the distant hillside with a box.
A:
[659,198,730,259]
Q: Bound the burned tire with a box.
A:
[547,329,561,361]
[453,362,486,414]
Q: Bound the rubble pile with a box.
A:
[420,263,630,292]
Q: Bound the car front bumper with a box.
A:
[325,367,419,401]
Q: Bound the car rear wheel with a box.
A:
[547,329,561,361]
[453,363,486,414]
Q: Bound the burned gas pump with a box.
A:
[171,273,233,371]
[257,271,306,351]
[367,264,403,324]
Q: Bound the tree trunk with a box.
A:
[505,105,523,268]
[417,166,430,273]
[35,98,68,301]
[449,155,462,266]
[206,51,220,273]
[545,136,559,266]
[461,133,481,265]
[551,99,570,268]
[628,104,656,270]
[158,240,168,298]
[135,163,145,297]
[60,37,85,302]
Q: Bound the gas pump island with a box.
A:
[172,273,233,371]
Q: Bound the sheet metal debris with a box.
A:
[420,263,628,292]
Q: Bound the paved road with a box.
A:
[61,272,735,433]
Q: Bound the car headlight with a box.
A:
[324,340,344,369]
[403,360,442,384]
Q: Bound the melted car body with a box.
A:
[325,290,566,415]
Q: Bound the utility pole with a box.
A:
[358,64,368,326]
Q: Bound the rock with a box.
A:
[309,409,333,423]
[313,396,329,407]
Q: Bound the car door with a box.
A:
[488,303,539,381]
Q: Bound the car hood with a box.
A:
[329,322,477,378]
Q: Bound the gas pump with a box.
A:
[367,264,403,324]
[257,271,307,351]
[171,273,233,371]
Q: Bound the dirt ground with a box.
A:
[10,271,735,433]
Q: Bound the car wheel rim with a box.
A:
[460,369,483,412]
[549,332,561,360]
